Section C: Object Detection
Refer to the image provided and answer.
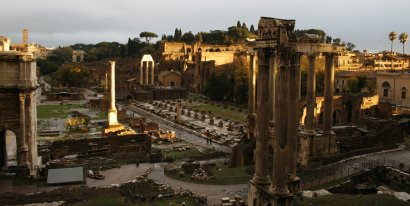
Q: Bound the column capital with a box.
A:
[19,92,26,100]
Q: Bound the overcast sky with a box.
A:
[1,0,409,53]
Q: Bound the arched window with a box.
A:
[382,81,390,97]
[402,87,407,99]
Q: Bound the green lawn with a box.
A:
[37,104,83,119]
[37,103,106,120]
[295,194,409,206]
[166,165,252,185]
[188,104,246,123]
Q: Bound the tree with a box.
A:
[333,38,341,45]
[346,42,356,51]
[174,28,182,41]
[195,33,203,43]
[140,31,158,44]
[388,31,397,53]
[237,20,241,28]
[399,32,408,55]
[242,22,248,31]
[182,31,195,44]
[325,36,332,44]
[250,25,255,34]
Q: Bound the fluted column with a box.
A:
[253,48,270,185]
[248,52,257,139]
[269,51,277,122]
[272,61,290,195]
[287,53,301,179]
[306,55,316,133]
[18,92,28,166]
[323,53,335,134]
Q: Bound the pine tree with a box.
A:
[237,21,241,28]
[250,25,255,33]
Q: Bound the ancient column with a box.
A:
[151,61,155,85]
[269,51,277,122]
[108,61,119,125]
[26,91,38,173]
[247,52,257,139]
[145,62,149,85]
[287,53,301,181]
[18,92,28,166]
[140,61,144,85]
[272,58,290,195]
[306,55,316,133]
[252,48,270,185]
[323,53,335,134]
[105,72,108,93]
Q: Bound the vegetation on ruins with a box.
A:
[54,64,90,87]
[65,113,91,133]
[162,21,257,45]
[346,74,367,93]
[203,56,249,105]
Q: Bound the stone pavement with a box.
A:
[126,104,231,153]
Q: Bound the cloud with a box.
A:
[1,0,409,53]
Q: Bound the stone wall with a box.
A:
[50,134,151,159]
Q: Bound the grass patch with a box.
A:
[76,196,128,206]
[189,104,246,123]
[295,194,409,206]
[140,196,197,206]
[166,165,252,185]
[163,149,205,161]
[37,104,83,119]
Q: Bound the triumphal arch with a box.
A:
[0,50,39,176]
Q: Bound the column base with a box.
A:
[248,180,294,206]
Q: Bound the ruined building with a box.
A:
[0,38,40,176]
[247,17,345,205]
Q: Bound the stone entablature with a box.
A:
[0,51,38,89]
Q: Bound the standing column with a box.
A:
[269,51,277,122]
[18,92,28,166]
[252,49,270,185]
[151,62,155,85]
[287,53,301,180]
[108,61,118,125]
[323,53,335,134]
[140,61,144,85]
[272,60,290,195]
[26,91,38,173]
[306,55,316,133]
[145,62,149,85]
[247,52,257,139]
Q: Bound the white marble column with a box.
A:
[18,92,28,166]
[140,61,144,85]
[108,61,118,125]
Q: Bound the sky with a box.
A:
[1,0,409,53]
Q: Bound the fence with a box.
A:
[300,156,410,190]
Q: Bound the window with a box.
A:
[402,87,407,99]
[382,81,391,97]
[170,82,175,86]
